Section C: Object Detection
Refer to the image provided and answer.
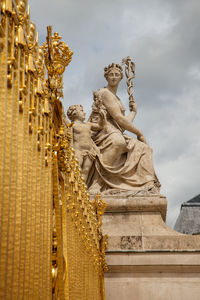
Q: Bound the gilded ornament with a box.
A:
[16,0,28,45]
[43,28,73,77]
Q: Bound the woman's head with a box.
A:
[104,63,123,81]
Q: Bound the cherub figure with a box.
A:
[67,104,104,182]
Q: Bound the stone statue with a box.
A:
[67,104,105,182]
[86,62,160,194]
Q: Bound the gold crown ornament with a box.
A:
[43,30,73,76]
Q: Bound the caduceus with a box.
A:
[122,56,137,114]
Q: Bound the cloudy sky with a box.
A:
[29,0,200,228]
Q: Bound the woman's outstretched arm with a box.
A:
[102,90,146,143]
[127,110,136,122]
[126,101,137,122]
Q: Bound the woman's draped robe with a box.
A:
[87,88,160,193]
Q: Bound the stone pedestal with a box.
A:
[102,194,200,300]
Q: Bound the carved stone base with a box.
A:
[102,193,200,300]
[102,194,200,251]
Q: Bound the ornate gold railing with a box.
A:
[0,2,53,299]
[0,1,107,299]
[53,124,108,300]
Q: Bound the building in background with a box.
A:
[174,194,200,235]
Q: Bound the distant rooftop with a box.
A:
[174,194,200,235]
[187,194,200,204]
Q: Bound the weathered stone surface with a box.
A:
[102,193,200,300]
[102,194,200,251]
[103,193,167,220]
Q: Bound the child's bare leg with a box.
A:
[82,156,93,182]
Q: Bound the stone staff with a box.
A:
[122,56,137,113]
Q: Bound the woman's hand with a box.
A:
[137,134,147,144]
[129,100,137,113]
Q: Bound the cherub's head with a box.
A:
[67,104,86,122]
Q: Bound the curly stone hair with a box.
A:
[104,63,123,80]
[67,104,83,121]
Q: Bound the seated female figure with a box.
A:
[87,63,160,193]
